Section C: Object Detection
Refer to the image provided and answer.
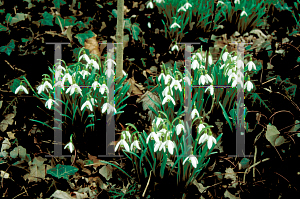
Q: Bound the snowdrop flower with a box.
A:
[165,74,174,85]
[246,58,256,71]
[90,98,97,106]
[159,140,176,155]
[81,99,93,112]
[122,130,131,141]
[105,59,116,67]
[130,140,141,151]
[55,64,66,81]
[191,107,200,119]
[222,52,230,62]
[205,85,214,96]
[54,81,64,91]
[79,54,91,63]
[228,73,237,84]
[154,0,164,3]
[154,140,163,152]
[205,74,213,84]
[191,60,200,70]
[244,80,254,92]
[162,95,176,105]
[198,123,205,134]
[183,154,198,168]
[170,22,181,29]
[203,53,213,65]
[158,73,166,83]
[183,1,192,9]
[199,74,206,86]
[177,6,186,12]
[62,72,73,85]
[99,84,109,95]
[64,135,75,153]
[152,117,164,128]
[89,59,100,70]
[217,1,225,6]
[105,67,115,78]
[171,44,179,51]
[162,86,173,97]
[176,123,185,135]
[234,0,240,4]
[15,84,29,94]
[183,76,191,86]
[66,83,82,96]
[146,132,159,143]
[241,7,247,17]
[79,70,90,79]
[92,81,101,91]
[236,60,244,70]
[198,132,216,149]
[45,98,59,109]
[146,1,154,9]
[115,139,130,152]
[37,81,52,94]
[170,79,182,92]
[148,22,151,28]
[102,103,116,114]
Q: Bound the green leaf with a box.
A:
[131,23,141,41]
[0,23,8,32]
[10,146,27,160]
[9,78,20,93]
[239,158,250,169]
[6,13,27,25]
[0,39,15,56]
[266,124,286,147]
[52,0,67,10]
[112,9,117,18]
[75,30,96,46]
[149,46,155,56]
[219,102,233,132]
[46,164,78,180]
[40,11,54,26]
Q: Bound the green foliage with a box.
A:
[75,30,96,46]
[0,39,15,56]
[40,11,54,26]
[46,164,78,180]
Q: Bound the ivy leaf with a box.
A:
[131,23,141,41]
[5,13,27,25]
[0,39,15,56]
[10,146,27,160]
[112,9,117,18]
[75,30,96,46]
[266,124,286,147]
[46,164,78,180]
[0,23,8,32]
[40,11,54,26]
[52,0,67,10]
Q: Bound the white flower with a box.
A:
[159,140,176,155]
[177,6,186,12]
[66,84,82,96]
[89,59,100,70]
[198,133,209,145]
[234,0,240,4]
[183,2,192,9]
[130,140,141,151]
[246,60,256,71]
[183,155,198,168]
[122,70,127,76]
[154,140,163,152]
[45,98,58,109]
[115,139,130,152]
[92,81,101,91]
[54,81,65,91]
[204,54,213,65]
[62,73,73,85]
[162,86,173,97]
[43,81,53,91]
[191,108,200,119]
[199,74,206,85]
[79,54,91,63]
[99,84,109,94]
[207,134,217,149]
[105,67,115,78]
[244,80,253,92]
[236,60,244,70]
[79,70,90,79]
[171,44,179,51]
[176,123,185,135]
[90,98,97,106]
[105,59,116,67]
[122,131,131,141]
[152,117,164,128]
[228,72,237,84]
[205,74,213,84]
[222,52,230,62]
[198,124,205,134]
[81,100,93,112]
[217,1,225,6]
[158,73,166,82]
[102,103,116,114]
[15,85,29,94]
[241,9,247,17]
[162,95,176,105]
[64,142,75,153]
[170,22,181,29]
[154,0,164,3]
[205,85,214,96]
[183,76,191,86]
[164,74,174,85]
[191,60,200,70]
[148,22,151,28]
[146,1,154,9]
[55,64,66,81]
[170,79,182,92]
[146,132,159,143]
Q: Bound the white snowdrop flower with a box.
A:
[244,80,254,92]
[183,155,198,168]
[170,22,181,29]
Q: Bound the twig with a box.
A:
[12,192,26,199]
[243,158,270,184]
[253,145,257,181]
[142,170,152,197]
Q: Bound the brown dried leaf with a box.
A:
[84,33,100,60]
